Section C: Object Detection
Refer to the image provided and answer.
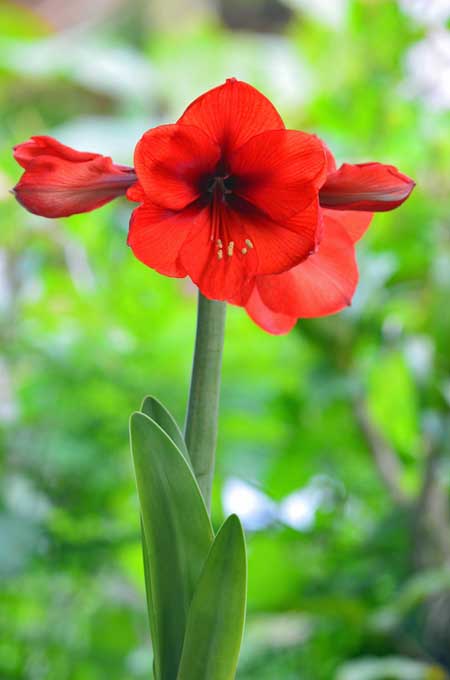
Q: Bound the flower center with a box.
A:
[207,175,234,198]
[205,173,253,261]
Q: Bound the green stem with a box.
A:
[185,291,226,511]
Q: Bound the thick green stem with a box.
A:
[184,291,226,511]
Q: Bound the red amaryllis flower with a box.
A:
[12,79,415,331]
[12,136,136,218]
[240,148,415,334]
[127,78,328,300]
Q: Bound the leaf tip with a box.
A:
[227,513,243,530]
[220,514,246,550]
[130,409,144,425]
[140,394,158,412]
[129,410,149,439]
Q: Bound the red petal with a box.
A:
[179,203,259,301]
[256,217,358,318]
[322,208,373,243]
[240,196,321,275]
[127,181,146,203]
[133,124,220,211]
[13,136,100,168]
[230,129,327,221]
[319,162,415,212]
[13,155,136,218]
[177,78,285,155]
[127,201,206,278]
[129,194,320,299]
[245,284,297,335]
[322,140,337,174]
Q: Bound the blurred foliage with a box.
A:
[0,0,450,679]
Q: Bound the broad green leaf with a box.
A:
[130,412,214,680]
[177,515,247,680]
[140,395,190,462]
[140,519,159,679]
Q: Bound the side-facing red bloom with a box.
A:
[241,148,415,334]
[243,207,371,334]
[12,79,415,333]
[127,78,328,300]
[13,136,136,218]
[319,162,414,212]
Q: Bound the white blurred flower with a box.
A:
[337,655,429,680]
[404,335,434,381]
[223,476,335,532]
[264,37,314,108]
[279,478,329,530]
[0,170,9,201]
[403,29,450,111]
[346,252,398,316]
[4,475,51,520]
[284,0,348,28]
[52,116,152,163]
[0,33,156,104]
[398,0,450,26]
[432,253,450,286]
[222,478,276,530]
[0,250,13,312]
[0,359,19,423]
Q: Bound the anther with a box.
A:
[217,249,223,260]
[245,239,254,249]
[241,248,248,255]
[217,239,223,248]
[227,241,234,257]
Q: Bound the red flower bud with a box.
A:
[319,162,415,212]
[12,136,136,218]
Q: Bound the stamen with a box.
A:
[217,249,223,260]
[217,239,223,248]
[241,248,248,255]
[245,239,254,249]
[227,241,234,257]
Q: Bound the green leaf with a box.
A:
[140,519,158,679]
[140,395,190,463]
[130,412,214,680]
[177,515,247,680]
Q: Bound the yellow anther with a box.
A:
[217,249,223,260]
[227,241,234,257]
[245,239,254,249]
[217,239,223,248]
[241,247,248,255]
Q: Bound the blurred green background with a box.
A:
[1,0,450,678]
